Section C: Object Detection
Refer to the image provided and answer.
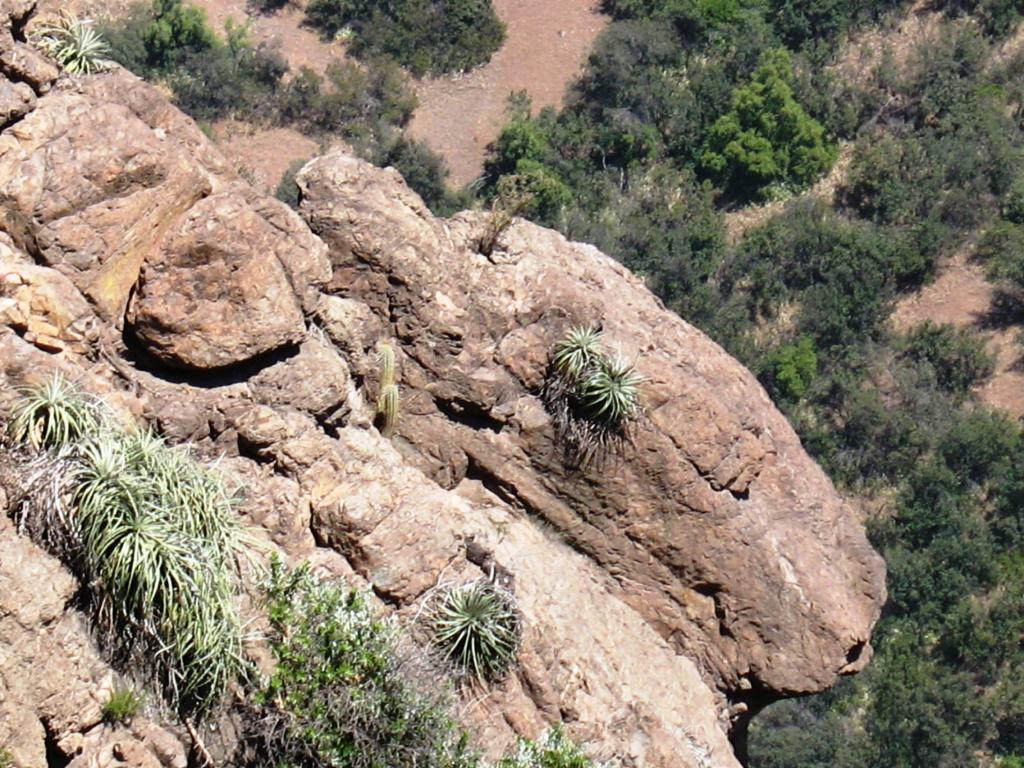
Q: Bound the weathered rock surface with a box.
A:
[126,188,322,370]
[0,48,328,368]
[0,512,186,768]
[0,5,884,764]
[297,152,887,719]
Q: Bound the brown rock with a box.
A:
[298,153,887,717]
[316,293,384,367]
[0,532,112,763]
[126,190,308,370]
[0,33,59,93]
[248,333,350,417]
[0,237,97,352]
[0,77,33,125]
[297,426,742,767]
[0,78,214,319]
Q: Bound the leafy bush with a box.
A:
[101,0,216,75]
[430,579,521,682]
[902,322,993,397]
[382,137,469,216]
[33,11,112,74]
[275,157,309,209]
[766,336,818,400]
[244,561,478,768]
[700,49,837,200]
[495,727,594,768]
[103,686,143,724]
[248,0,290,13]
[979,221,1024,296]
[939,0,1024,37]
[6,377,245,717]
[304,0,506,76]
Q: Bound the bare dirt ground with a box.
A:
[892,250,1024,418]
[211,121,322,194]
[723,143,855,245]
[407,0,609,187]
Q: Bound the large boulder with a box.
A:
[297,153,887,723]
[125,188,320,370]
[0,514,187,768]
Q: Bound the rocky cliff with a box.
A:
[0,2,885,765]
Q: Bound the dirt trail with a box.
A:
[892,250,1024,418]
[408,0,608,187]
[187,0,347,75]
[723,144,855,245]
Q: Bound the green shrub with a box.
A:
[382,136,468,216]
[0,748,11,768]
[496,160,572,226]
[103,686,143,724]
[304,0,506,76]
[903,322,994,397]
[430,579,521,682]
[979,221,1024,294]
[245,560,479,768]
[700,49,837,200]
[33,11,112,74]
[766,336,818,400]
[275,157,309,209]
[1002,176,1024,224]
[6,377,245,717]
[249,0,290,12]
[495,727,594,768]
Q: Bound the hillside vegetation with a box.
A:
[101,0,471,213]
[479,1,1024,766]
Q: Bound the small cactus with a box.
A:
[376,343,400,437]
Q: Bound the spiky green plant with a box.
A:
[543,327,644,464]
[103,685,142,724]
[6,379,245,718]
[551,326,603,383]
[74,430,244,715]
[8,373,103,450]
[577,355,643,427]
[33,11,112,74]
[431,579,521,682]
[376,343,400,437]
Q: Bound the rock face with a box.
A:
[0,3,885,765]
[126,188,327,370]
[296,153,886,713]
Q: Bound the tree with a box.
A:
[700,49,837,200]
